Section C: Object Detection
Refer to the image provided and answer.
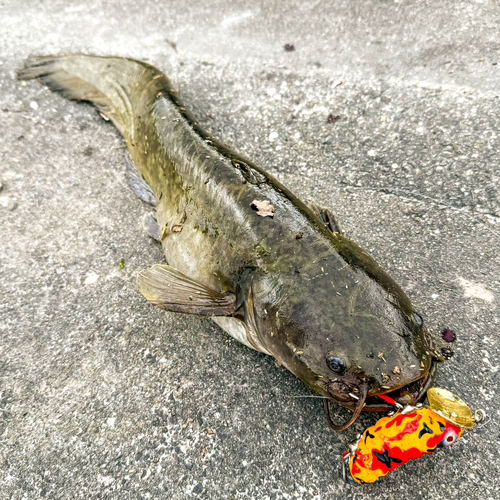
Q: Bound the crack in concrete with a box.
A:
[339,183,500,240]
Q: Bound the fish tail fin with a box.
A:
[17,54,163,139]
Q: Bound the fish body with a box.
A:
[18,55,444,429]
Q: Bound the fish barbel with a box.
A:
[18,55,445,430]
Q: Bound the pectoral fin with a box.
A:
[137,264,236,316]
[309,203,342,234]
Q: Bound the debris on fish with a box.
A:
[250,200,275,218]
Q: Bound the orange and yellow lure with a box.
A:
[344,388,485,484]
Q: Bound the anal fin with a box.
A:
[137,264,236,316]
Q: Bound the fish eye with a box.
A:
[414,313,423,326]
[326,355,346,373]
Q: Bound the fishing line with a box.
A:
[278,394,326,399]
[260,364,325,400]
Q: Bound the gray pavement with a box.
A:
[1,1,499,499]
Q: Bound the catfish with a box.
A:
[18,55,445,430]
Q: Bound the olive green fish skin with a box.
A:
[18,55,442,411]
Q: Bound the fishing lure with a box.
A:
[343,388,485,484]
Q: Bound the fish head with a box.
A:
[246,247,443,420]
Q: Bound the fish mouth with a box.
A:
[362,360,437,412]
[326,358,438,414]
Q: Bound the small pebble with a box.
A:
[442,328,457,343]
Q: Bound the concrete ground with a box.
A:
[1,1,499,499]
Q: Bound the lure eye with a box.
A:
[326,355,346,373]
[414,313,424,326]
[438,430,458,448]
